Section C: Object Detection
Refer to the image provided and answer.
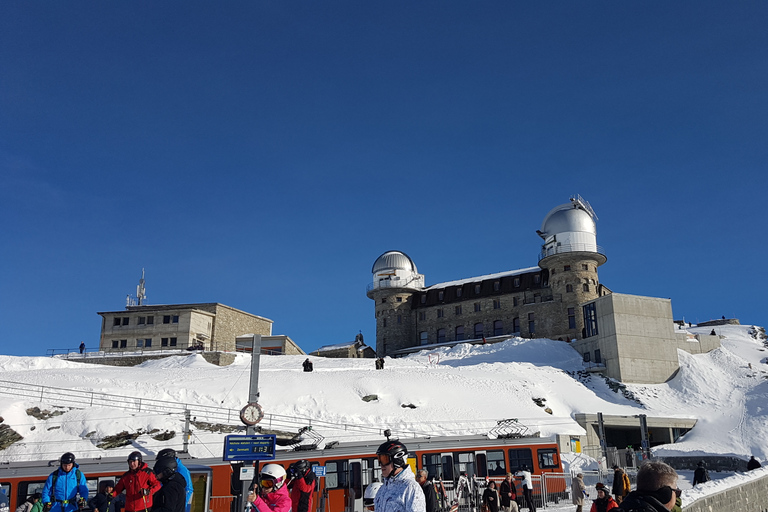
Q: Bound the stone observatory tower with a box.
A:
[366,250,424,356]
[537,195,608,340]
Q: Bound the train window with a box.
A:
[441,455,454,481]
[507,448,533,473]
[325,460,348,489]
[453,452,476,479]
[361,457,380,485]
[422,453,442,479]
[18,481,46,504]
[537,449,559,469]
[475,453,487,477]
[486,451,507,476]
[350,462,362,499]
[1,483,10,498]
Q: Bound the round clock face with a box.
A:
[240,402,264,426]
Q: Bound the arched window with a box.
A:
[419,331,428,345]
[566,284,573,293]
[512,318,520,333]
[474,323,484,339]
[493,320,503,336]
[437,328,446,343]
[455,326,465,341]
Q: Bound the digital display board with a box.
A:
[223,434,277,461]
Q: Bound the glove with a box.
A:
[44,504,53,512]
[142,489,150,497]
[78,498,87,509]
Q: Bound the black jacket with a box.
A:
[692,467,709,485]
[88,493,112,512]
[499,480,516,507]
[618,491,669,512]
[151,474,186,512]
[747,457,761,471]
[420,481,437,512]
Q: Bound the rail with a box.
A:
[47,348,195,359]
[538,244,606,261]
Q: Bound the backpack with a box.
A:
[51,469,84,492]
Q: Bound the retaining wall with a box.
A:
[684,470,768,512]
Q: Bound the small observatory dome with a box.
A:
[369,250,424,292]
[538,195,601,257]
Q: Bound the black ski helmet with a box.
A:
[60,452,76,465]
[376,440,408,468]
[128,451,143,462]
[157,448,177,459]
[289,459,310,478]
[154,456,178,481]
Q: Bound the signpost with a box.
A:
[223,434,277,462]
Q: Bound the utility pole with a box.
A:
[247,335,262,435]
[597,412,608,467]
[639,414,650,460]
[183,409,191,453]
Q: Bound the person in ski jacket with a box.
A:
[113,452,162,512]
[572,473,586,512]
[302,359,313,372]
[691,461,710,486]
[41,453,89,512]
[455,473,470,503]
[747,455,762,470]
[590,483,617,512]
[151,457,186,512]
[88,481,115,512]
[499,474,518,512]
[374,440,426,512]
[618,461,678,512]
[481,481,499,512]
[414,470,436,512]
[247,464,291,512]
[15,493,41,512]
[514,467,535,512]
[156,449,193,512]
[611,467,630,504]
[287,460,316,512]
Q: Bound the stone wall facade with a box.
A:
[682,470,768,512]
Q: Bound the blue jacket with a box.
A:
[42,465,89,512]
[174,458,194,504]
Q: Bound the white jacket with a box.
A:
[514,471,532,489]
[374,466,426,512]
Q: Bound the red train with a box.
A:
[0,434,566,512]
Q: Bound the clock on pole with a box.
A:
[240,402,264,426]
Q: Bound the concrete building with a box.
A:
[235,334,306,355]
[310,339,376,358]
[98,303,272,353]
[366,196,720,383]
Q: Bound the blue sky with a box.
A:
[1,2,766,357]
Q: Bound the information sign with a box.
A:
[223,434,276,461]
[312,466,326,477]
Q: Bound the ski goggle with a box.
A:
[260,478,276,489]
[377,454,391,466]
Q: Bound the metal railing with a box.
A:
[47,347,195,359]
[538,244,606,261]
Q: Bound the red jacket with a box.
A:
[289,470,316,512]
[114,462,162,512]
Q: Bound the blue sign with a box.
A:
[312,466,326,477]
[223,435,276,461]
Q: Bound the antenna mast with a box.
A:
[136,268,146,306]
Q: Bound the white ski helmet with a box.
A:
[260,464,287,490]
[363,482,382,507]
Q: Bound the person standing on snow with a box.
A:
[514,467,535,512]
[611,467,630,504]
[302,359,313,372]
[246,464,291,512]
[151,457,186,512]
[414,470,437,512]
[571,473,586,512]
[499,473,518,512]
[589,483,617,512]
[747,455,761,470]
[41,453,89,512]
[287,460,316,512]
[156,449,193,512]
[482,481,500,512]
[692,461,710,486]
[113,452,162,512]
[374,440,426,512]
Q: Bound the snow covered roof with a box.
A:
[425,267,541,290]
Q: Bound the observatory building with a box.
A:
[367,196,720,384]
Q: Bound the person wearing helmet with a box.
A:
[364,483,382,511]
[287,460,316,512]
[246,464,290,512]
[113,452,162,512]
[41,453,89,512]
[151,457,186,512]
[156,449,193,512]
[374,440,425,512]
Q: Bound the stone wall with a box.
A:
[64,351,235,367]
[206,304,272,352]
[682,470,768,512]
[696,318,741,328]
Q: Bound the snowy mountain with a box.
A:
[1,324,766,489]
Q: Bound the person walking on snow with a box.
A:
[246,464,291,512]
[113,452,162,512]
[611,467,630,504]
[692,461,710,486]
[572,474,586,512]
[514,467,535,512]
[41,453,89,512]
[499,473,518,512]
[374,440,426,512]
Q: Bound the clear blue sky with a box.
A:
[1,2,766,357]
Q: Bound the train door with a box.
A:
[323,459,349,512]
[348,459,363,512]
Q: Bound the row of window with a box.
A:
[421,277,539,304]
[583,349,602,364]
[110,337,178,348]
[112,315,179,327]
[552,263,591,275]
